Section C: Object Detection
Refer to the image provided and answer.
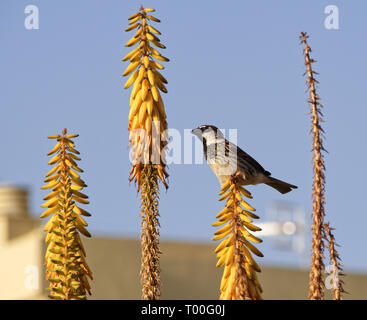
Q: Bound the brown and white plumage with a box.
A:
[192,125,297,194]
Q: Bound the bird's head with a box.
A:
[191,125,225,144]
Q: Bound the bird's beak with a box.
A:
[191,127,200,136]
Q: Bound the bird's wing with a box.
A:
[227,142,270,176]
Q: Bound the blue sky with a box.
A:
[0,0,366,273]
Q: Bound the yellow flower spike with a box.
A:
[141,79,149,100]
[226,198,234,208]
[216,251,228,268]
[146,15,160,22]
[69,169,81,180]
[44,216,57,232]
[150,40,166,49]
[125,35,140,47]
[41,128,92,300]
[242,239,264,257]
[131,79,142,99]
[70,184,83,191]
[137,66,146,82]
[146,32,159,43]
[235,192,242,202]
[147,44,160,56]
[218,211,233,223]
[241,209,259,220]
[218,191,231,201]
[45,164,60,177]
[239,212,253,223]
[41,198,58,208]
[43,191,58,201]
[225,233,235,247]
[67,146,81,155]
[47,142,61,156]
[220,271,228,291]
[212,227,232,241]
[155,77,168,93]
[151,53,169,62]
[130,93,143,120]
[216,244,229,259]
[217,214,231,225]
[147,25,160,35]
[128,12,140,21]
[150,85,160,102]
[123,61,140,76]
[138,101,148,125]
[122,46,140,61]
[128,15,141,25]
[225,245,235,266]
[240,226,263,244]
[151,60,164,70]
[40,206,58,219]
[74,205,91,217]
[214,222,233,235]
[242,247,262,273]
[145,117,152,136]
[69,154,81,163]
[153,69,168,84]
[48,134,60,139]
[73,190,88,199]
[212,218,229,227]
[44,173,60,183]
[242,221,262,232]
[125,22,140,32]
[123,7,169,300]
[72,196,89,205]
[147,69,155,86]
[238,186,253,199]
[156,97,167,119]
[41,180,59,190]
[216,207,231,219]
[240,199,255,211]
[222,269,235,299]
[124,70,139,89]
[48,154,60,165]
[133,28,143,39]
[129,50,141,63]
[243,261,253,278]
[143,56,150,69]
[214,236,231,253]
[213,174,263,300]
[146,94,154,116]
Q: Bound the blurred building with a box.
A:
[0,184,366,300]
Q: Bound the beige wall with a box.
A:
[81,237,367,300]
[0,216,44,299]
[1,186,364,300]
[1,220,366,300]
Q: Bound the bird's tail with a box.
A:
[265,177,298,194]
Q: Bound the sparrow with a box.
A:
[192,125,297,194]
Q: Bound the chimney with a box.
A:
[0,184,29,217]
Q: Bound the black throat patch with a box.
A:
[203,137,208,160]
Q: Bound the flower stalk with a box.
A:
[324,223,345,300]
[213,172,263,300]
[300,32,344,301]
[123,6,169,300]
[41,129,92,300]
